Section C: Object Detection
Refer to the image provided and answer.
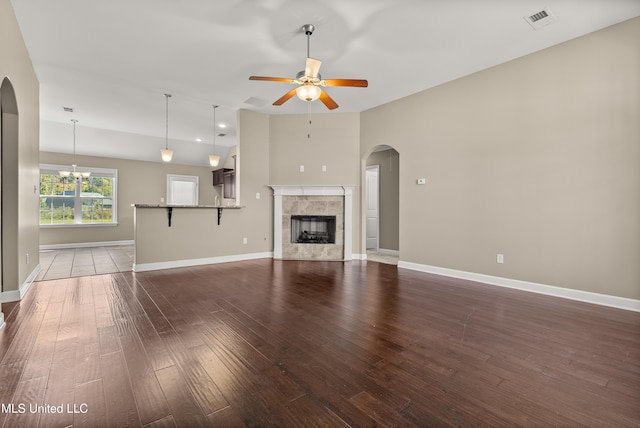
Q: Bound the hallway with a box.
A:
[37,245,134,280]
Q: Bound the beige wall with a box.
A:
[134,109,272,265]
[269,112,362,253]
[39,152,224,246]
[366,149,399,251]
[361,17,640,299]
[1,0,41,294]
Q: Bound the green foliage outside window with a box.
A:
[39,172,116,225]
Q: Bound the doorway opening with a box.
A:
[1,77,20,328]
[364,146,399,265]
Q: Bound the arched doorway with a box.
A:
[363,145,399,264]
[1,77,19,328]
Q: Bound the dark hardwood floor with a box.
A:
[0,259,638,427]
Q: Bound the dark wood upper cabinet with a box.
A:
[212,168,232,186]
[212,155,236,198]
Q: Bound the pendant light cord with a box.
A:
[71,119,78,166]
[164,94,171,150]
[212,105,218,151]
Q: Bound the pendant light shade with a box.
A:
[161,93,173,162]
[161,149,174,162]
[209,105,220,167]
[59,119,90,179]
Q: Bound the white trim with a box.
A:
[40,240,134,251]
[2,290,20,303]
[0,313,5,331]
[2,264,41,303]
[270,185,356,196]
[351,253,367,260]
[133,252,273,272]
[398,261,640,313]
[378,248,400,257]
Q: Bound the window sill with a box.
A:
[40,223,119,228]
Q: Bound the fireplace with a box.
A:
[291,215,336,244]
[270,185,355,261]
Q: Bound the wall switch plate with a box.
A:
[417,178,426,185]
[299,165,305,172]
[256,192,260,199]
[243,237,248,245]
[322,165,327,172]
[497,254,504,264]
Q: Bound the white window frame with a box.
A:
[167,174,199,206]
[39,164,118,227]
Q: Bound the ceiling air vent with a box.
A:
[218,133,226,137]
[62,106,74,112]
[524,7,557,30]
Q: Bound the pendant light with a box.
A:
[160,93,173,162]
[59,119,90,179]
[209,105,220,167]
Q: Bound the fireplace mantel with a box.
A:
[270,185,355,261]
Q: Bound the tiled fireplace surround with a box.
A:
[270,186,354,261]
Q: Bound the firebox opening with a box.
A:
[291,215,336,244]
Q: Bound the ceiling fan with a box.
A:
[249,24,368,110]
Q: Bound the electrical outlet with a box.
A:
[299,165,305,172]
[243,237,248,245]
[497,254,504,264]
[417,178,426,185]
[256,192,260,199]
[322,165,327,172]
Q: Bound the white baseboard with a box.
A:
[352,253,367,260]
[378,248,400,257]
[398,261,640,313]
[134,252,273,272]
[40,240,134,251]
[0,313,5,330]
[2,264,41,303]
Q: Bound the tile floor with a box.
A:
[366,249,399,265]
[37,245,134,280]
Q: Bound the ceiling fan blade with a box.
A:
[305,58,322,78]
[273,89,298,106]
[322,79,368,87]
[249,76,296,83]
[319,90,339,110]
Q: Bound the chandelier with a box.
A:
[59,119,90,179]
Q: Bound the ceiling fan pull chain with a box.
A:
[307,103,311,139]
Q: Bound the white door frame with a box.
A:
[366,165,380,251]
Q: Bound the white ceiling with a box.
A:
[10,0,640,166]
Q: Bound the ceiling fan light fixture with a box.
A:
[296,84,321,102]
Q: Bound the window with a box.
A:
[167,174,199,206]
[39,164,117,226]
